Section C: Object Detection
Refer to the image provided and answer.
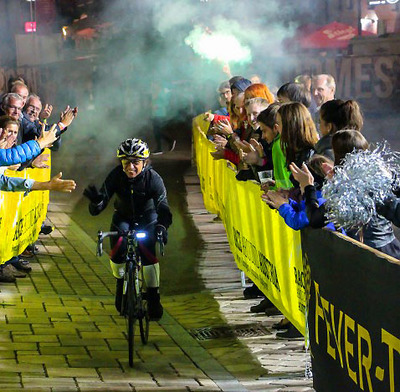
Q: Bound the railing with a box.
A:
[0,150,51,263]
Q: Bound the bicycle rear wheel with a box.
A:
[126,263,137,367]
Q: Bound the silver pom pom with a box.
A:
[322,142,400,230]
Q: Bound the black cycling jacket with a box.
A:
[88,164,172,229]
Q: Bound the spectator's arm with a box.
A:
[278,202,309,231]
[223,148,240,166]
[304,185,326,228]
[0,174,34,193]
[0,140,41,166]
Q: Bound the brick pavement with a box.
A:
[0,166,315,392]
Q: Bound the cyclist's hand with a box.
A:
[83,185,103,204]
[155,224,168,245]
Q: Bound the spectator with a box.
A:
[276,82,311,108]
[261,154,334,338]
[311,74,336,133]
[10,82,29,107]
[294,74,312,92]
[315,99,364,161]
[291,130,400,259]
[311,74,336,108]
[0,125,74,282]
[231,78,252,103]
[257,102,293,189]
[215,81,232,116]
[1,93,24,123]
[244,83,275,104]
[278,102,318,189]
[235,97,270,180]
[7,76,27,94]
[295,73,318,117]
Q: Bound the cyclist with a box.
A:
[83,138,172,321]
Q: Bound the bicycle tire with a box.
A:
[138,275,149,344]
[127,262,137,367]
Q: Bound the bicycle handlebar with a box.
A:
[96,230,119,256]
[96,229,165,257]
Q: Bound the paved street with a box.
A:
[0,164,314,391]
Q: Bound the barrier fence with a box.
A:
[0,151,51,264]
[303,229,400,392]
[192,114,306,334]
[192,114,400,392]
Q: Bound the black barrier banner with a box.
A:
[302,228,400,392]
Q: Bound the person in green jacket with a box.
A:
[258,103,292,190]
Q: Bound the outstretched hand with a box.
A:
[48,172,76,192]
[31,172,76,193]
[83,184,103,204]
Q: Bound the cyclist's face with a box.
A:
[121,158,145,178]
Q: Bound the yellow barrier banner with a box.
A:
[0,151,51,264]
[193,115,306,334]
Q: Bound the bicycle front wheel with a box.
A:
[139,287,149,344]
[127,263,137,367]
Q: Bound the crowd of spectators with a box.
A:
[0,76,77,283]
[203,73,400,339]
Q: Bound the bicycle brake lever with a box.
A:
[157,234,164,257]
[97,231,103,256]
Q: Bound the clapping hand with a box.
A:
[237,139,263,165]
[40,104,53,120]
[214,119,233,137]
[210,144,225,160]
[0,128,7,149]
[32,153,50,169]
[60,106,78,128]
[261,190,288,209]
[213,134,228,148]
[289,162,314,193]
[321,162,334,180]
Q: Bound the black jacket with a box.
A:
[89,164,172,229]
[314,134,334,161]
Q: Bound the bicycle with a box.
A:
[97,228,164,367]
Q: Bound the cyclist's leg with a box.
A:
[138,224,163,320]
[109,215,130,312]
